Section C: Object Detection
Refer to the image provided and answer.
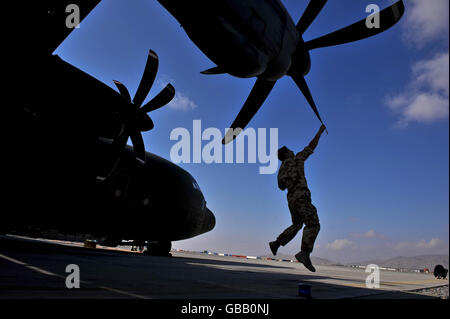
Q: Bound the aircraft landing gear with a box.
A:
[144,240,172,257]
[101,237,121,247]
[131,240,145,252]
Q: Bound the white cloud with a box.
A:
[396,93,448,125]
[413,52,449,96]
[157,77,198,111]
[350,230,386,239]
[326,239,355,251]
[168,91,198,111]
[394,238,445,251]
[386,52,449,126]
[402,0,449,47]
[416,238,444,249]
[387,2,449,126]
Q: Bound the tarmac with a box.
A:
[0,235,447,299]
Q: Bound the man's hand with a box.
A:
[308,124,327,150]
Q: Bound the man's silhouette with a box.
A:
[270,124,326,272]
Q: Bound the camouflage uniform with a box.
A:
[277,146,320,253]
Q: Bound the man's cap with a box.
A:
[278,146,291,161]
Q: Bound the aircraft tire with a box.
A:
[145,240,172,257]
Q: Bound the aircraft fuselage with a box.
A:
[11,53,215,245]
[158,0,310,80]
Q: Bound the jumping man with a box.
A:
[269,124,327,272]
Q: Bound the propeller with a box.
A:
[111,49,175,162]
[291,74,323,125]
[305,1,405,50]
[222,78,276,144]
[223,0,404,143]
[296,0,327,35]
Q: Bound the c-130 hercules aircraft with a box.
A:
[9,0,404,256]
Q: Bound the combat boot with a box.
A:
[295,251,316,272]
[269,241,280,256]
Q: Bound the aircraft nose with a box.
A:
[200,207,216,234]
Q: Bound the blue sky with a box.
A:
[56,0,449,262]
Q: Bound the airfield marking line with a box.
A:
[382,280,445,286]
[0,253,27,265]
[0,253,151,299]
[98,286,152,299]
[0,253,65,278]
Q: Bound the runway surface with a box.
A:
[0,235,447,299]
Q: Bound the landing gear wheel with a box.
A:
[101,237,121,247]
[144,240,172,257]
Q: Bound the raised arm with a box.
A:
[308,124,327,151]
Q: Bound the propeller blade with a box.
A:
[291,74,324,125]
[107,124,129,165]
[113,80,132,103]
[305,0,404,50]
[96,128,129,181]
[133,50,159,107]
[130,131,146,162]
[297,0,328,35]
[200,66,226,75]
[222,78,276,144]
[140,84,175,114]
[136,113,155,133]
[114,124,129,147]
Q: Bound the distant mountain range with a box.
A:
[349,254,449,270]
[260,253,449,270]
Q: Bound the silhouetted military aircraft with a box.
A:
[157,0,405,143]
[9,0,214,256]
